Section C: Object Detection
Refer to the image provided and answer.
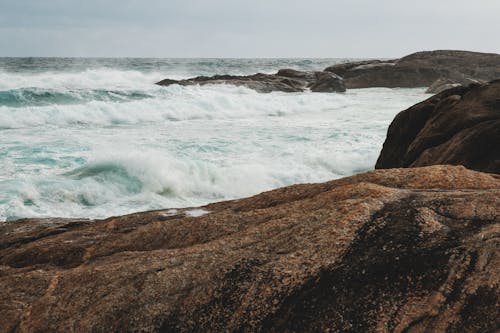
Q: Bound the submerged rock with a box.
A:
[1,165,499,332]
[325,50,500,89]
[376,80,500,173]
[156,69,346,93]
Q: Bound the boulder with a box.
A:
[1,165,499,332]
[308,71,346,92]
[325,50,500,89]
[156,69,346,93]
[376,80,500,173]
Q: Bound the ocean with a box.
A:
[0,58,426,221]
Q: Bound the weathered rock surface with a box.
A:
[376,80,500,174]
[156,70,346,93]
[325,50,500,89]
[425,77,485,94]
[1,165,499,332]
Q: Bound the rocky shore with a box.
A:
[1,165,499,332]
[1,52,500,332]
[157,50,500,94]
[376,79,500,173]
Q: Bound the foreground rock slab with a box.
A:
[1,165,499,332]
[376,80,500,174]
[325,50,500,89]
[156,69,346,93]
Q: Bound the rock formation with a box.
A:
[376,80,500,174]
[155,51,500,93]
[1,165,499,332]
[156,70,346,93]
[325,50,500,90]
[425,77,484,94]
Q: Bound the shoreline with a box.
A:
[1,51,499,332]
[2,165,498,332]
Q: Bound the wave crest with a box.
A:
[0,87,153,107]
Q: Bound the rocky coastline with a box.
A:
[376,79,500,173]
[156,69,346,93]
[1,165,499,332]
[157,50,500,94]
[1,51,500,332]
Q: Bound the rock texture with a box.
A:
[156,70,346,93]
[1,165,499,333]
[325,50,500,89]
[376,80,500,174]
[425,77,484,94]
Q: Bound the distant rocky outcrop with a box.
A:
[376,80,500,173]
[156,70,346,93]
[325,50,500,90]
[1,165,499,332]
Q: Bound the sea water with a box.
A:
[0,58,427,221]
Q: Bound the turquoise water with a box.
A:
[0,58,427,221]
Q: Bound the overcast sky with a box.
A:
[1,0,499,58]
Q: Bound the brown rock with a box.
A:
[156,70,346,93]
[324,59,394,77]
[1,165,499,332]
[426,77,486,94]
[425,78,463,94]
[325,50,500,89]
[308,71,346,93]
[376,80,500,174]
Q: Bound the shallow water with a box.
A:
[0,58,427,221]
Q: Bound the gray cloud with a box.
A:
[1,0,499,57]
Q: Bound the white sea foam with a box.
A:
[185,209,210,217]
[0,84,423,129]
[0,69,164,91]
[0,61,428,221]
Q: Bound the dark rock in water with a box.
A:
[158,73,303,93]
[156,69,346,93]
[376,80,500,174]
[309,71,346,92]
[1,165,499,332]
[157,51,500,92]
[325,50,500,89]
[324,59,395,77]
[276,68,317,80]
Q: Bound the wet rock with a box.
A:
[376,80,500,173]
[1,165,499,332]
[308,71,346,92]
[156,69,345,93]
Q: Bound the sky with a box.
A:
[1,0,499,58]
